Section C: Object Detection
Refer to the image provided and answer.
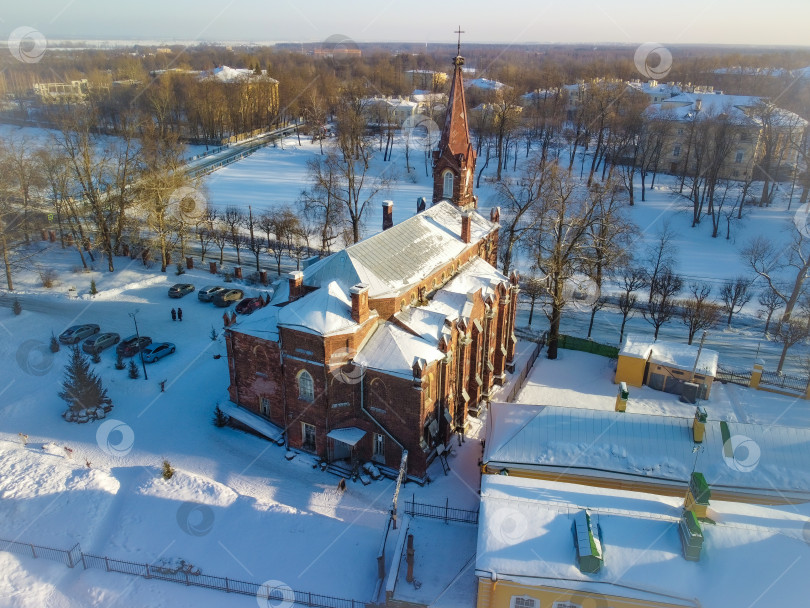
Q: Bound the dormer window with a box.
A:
[443,170,454,198]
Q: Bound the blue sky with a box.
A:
[1,0,808,46]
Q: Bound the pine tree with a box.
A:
[12,298,22,315]
[213,405,228,427]
[58,346,112,413]
[50,333,60,353]
[90,280,98,295]
[162,459,175,480]
[128,360,140,379]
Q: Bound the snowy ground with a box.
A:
[517,348,810,428]
[0,248,486,608]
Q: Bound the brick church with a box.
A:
[224,47,520,480]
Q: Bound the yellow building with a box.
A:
[615,334,718,399]
[476,474,810,608]
[404,69,448,91]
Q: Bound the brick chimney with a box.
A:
[490,206,500,224]
[288,271,304,301]
[461,211,472,244]
[350,283,370,324]
[382,200,394,230]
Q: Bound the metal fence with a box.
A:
[503,339,544,403]
[403,495,479,525]
[715,367,752,388]
[1,537,362,608]
[760,370,809,393]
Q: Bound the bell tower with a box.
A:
[432,27,477,209]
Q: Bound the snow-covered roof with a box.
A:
[303,201,496,299]
[200,65,278,84]
[219,401,283,443]
[354,323,443,379]
[394,306,448,345]
[483,402,810,496]
[326,426,366,446]
[477,474,810,608]
[277,281,359,336]
[620,334,719,376]
[464,77,507,91]
[231,300,281,341]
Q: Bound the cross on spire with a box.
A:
[455,26,464,57]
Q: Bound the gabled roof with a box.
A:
[438,57,475,161]
[354,322,443,378]
[302,201,495,299]
[394,307,448,345]
[277,281,358,336]
[484,402,810,497]
[619,334,719,376]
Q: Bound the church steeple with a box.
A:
[432,27,477,209]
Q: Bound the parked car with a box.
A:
[213,289,244,307]
[235,297,263,315]
[168,283,195,298]
[141,342,176,363]
[116,335,152,357]
[198,285,226,302]
[82,332,120,355]
[59,324,100,345]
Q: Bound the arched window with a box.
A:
[443,171,454,199]
[298,370,314,401]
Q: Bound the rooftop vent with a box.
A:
[573,510,603,574]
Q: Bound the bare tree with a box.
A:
[617,266,648,344]
[222,206,245,266]
[644,219,678,303]
[742,229,810,323]
[522,273,544,327]
[643,269,683,340]
[719,276,753,327]
[194,205,217,263]
[679,282,721,344]
[758,287,785,334]
[774,317,809,374]
[211,226,228,265]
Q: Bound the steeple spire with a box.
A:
[431,28,477,209]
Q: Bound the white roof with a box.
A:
[277,281,359,336]
[219,401,283,443]
[303,201,496,299]
[354,323,443,378]
[483,402,810,497]
[201,65,278,84]
[620,334,719,376]
[327,427,366,446]
[232,300,281,341]
[477,474,810,608]
[464,77,507,91]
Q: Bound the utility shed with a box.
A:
[615,334,719,399]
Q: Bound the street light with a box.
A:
[129,309,148,380]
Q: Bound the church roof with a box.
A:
[303,201,496,299]
[438,56,475,161]
[277,281,358,336]
[354,322,444,379]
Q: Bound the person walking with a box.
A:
[177,307,183,322]
[171,308,177,321]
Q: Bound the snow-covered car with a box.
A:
[141,342,176,363]
[212,289,244,307]
[82,332,120,355]
[168,283,195,298]
[59,324,100,345]
[198,285,226,302]
[235,297,263,315]
[116,335,152,357]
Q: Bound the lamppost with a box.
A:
[129,309,148,380]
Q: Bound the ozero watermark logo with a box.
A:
[16,339,54,376]
[329,347,363,385]
[722,434,761,473]
[319,34,359,68]
[634,43,672,79]
[8,27,47,64]
[793,203,810,238]
[490,507,529,546]
[167,186,207,224]
[96,419,135,458]
[176,502,215,537]
[256,579,296,608]
[564,275,601,313]
[402,114,441,150]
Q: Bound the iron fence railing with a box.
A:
[403,495,479,525]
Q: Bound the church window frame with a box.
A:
[442,170,454,199]
[297,369,315,401]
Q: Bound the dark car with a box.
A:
[168,283,195,298]
[116,335,152,357]
[198,285,226,302]
[141,342,175,363]
[59,324,100,345]
[213,289,244,307]
[82,332,120,355]
[235,297,263,315]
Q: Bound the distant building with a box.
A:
[626,78,682,103]
[33,79,89,104]
[361,96,419,127]
[404,69,448,90]
[224,46,518,481]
